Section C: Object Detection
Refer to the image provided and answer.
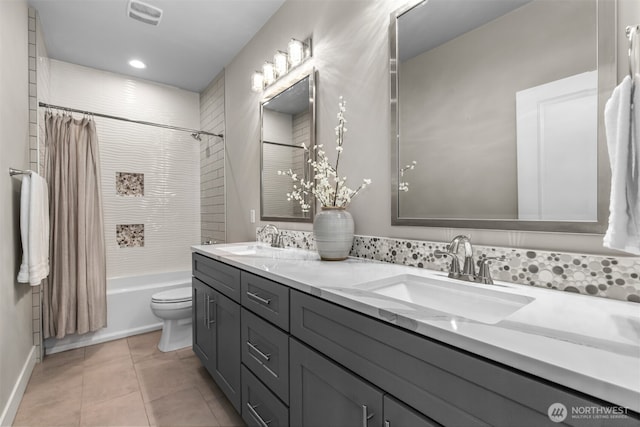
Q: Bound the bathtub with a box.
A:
[44,270,191,355]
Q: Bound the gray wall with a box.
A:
[224,0,638,255]
[398,0,595,219]
[0,0,36,422]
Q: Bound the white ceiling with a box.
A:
[29,0,286,93]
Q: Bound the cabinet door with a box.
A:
[290,338,383,427]
[192,278,214,367]
[211,288,241,412]
[383,396,440,427]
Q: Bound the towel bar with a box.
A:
[9,168,32,176]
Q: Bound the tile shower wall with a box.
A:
[46,59,200,278]
[256,229,640,303]
[31,7,49,363]
[200,71,226,244]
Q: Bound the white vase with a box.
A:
[313,206,354,261]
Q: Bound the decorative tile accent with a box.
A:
[116,224,145,247]
[256,228,640,303]
[116,172,144,196]
[256,227,316,251]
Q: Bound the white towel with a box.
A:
[603,75,640,254]
[17,172,50,285]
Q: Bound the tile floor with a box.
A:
[13,331,246,427]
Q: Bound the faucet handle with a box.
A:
[476,256,505,285]
[435,250,461,278]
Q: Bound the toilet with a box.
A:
[150,287,193,352]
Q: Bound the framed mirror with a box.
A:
[261,70,316,222]
[390,0,616,232]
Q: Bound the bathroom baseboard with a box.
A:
[0,345,36,427]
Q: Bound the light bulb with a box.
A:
[274,51,288,78]
[251,71,264,92]
[128,59,146,69]
[288,39,304,66]
[262,61,276,86]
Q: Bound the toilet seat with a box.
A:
[151,287,192,304]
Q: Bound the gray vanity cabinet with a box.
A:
[290,290,639,427]
[290,337,384,427]
[192,252,639,427]
[191,255,242,412]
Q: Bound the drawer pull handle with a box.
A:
[204,294,210,329]
[361,405,374,427]
[208,296,216,326]
[246,403,272,427]
[247,291,272,305]
[384,421,390,427]
[247,341,271,361]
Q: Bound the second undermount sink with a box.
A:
[360,274,535,324]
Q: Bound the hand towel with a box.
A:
[603,75,640,254]
[17,175,31,283]
[17,172,50,285]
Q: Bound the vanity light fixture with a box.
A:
[274,50,289,78]
[250,37,312,92]
[128,59,146,69]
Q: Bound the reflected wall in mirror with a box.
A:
[261,71,316,222]
[391,0,615,232]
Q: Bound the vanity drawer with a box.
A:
[193,253,241,302]
[290,290,634,427]
[241,308,289,403]
[241,271,289,331]
[242,365,289,427]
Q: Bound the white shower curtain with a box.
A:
[43,112,107,339]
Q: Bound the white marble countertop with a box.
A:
[192,242,640,412]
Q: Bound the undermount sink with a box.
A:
[217,243,319,260]
[359,274,535,324]
[218,244,261,256]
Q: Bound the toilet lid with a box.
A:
[151,287,192,303]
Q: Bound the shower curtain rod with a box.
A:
[38,102,223,139]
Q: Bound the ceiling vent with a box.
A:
[127,0,163,26]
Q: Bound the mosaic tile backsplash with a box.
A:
[256,228,640,303]
[116,172,144,196]
[117,224,145,248]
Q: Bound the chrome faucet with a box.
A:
[260,224,283,248]
[436,235,476,282]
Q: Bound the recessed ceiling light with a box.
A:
[129,59,146,69]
